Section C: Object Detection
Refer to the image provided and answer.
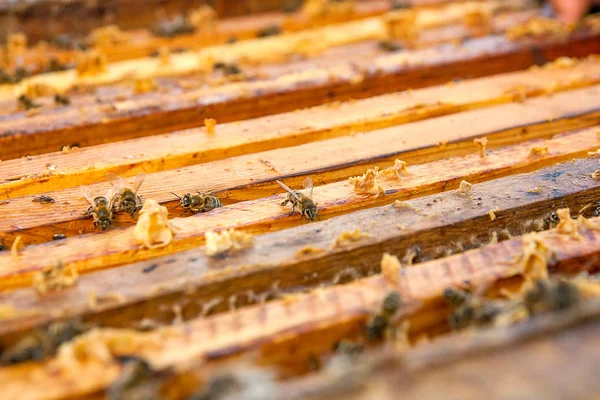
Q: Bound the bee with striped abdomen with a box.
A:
[106,172,145,216]
[172,191,222,213]
[276,177,319,221]
[80,186,114,230]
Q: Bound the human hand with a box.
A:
[550,0,599,22]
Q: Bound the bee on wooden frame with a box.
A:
[106,172,145,215]
[80,186,114,230]
[171,191,222,213]
[276,177,319,221]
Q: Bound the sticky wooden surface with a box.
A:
[2,56,599,198]
[9,1,391,70]
[3,25,600,159]
[286,302,600,400]
[2,84,600,248]
[0,156,599,349]
[0,217,598,399]
[0,130,599,290]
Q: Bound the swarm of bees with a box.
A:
[81,173,145,230]
[276,178,319,221]
[172,191,222,213]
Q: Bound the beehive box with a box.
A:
[1,0,600,399]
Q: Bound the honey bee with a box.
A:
[443,288,502,330]
[80,186,114,230]
[107,356,155,400]
[276,178,319,221]
[365,314,388,341]
[42,320,90,354]
[381,291,403,318]
[443,288,471,308]
[0,334,44,365]
[106,172,145,215]
[171,191,222,213]
[524,278,580,316]
[365,290,403,341]
[0,319,90,365]
[333,340,364,358]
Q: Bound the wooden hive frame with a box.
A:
[1,1,600,399]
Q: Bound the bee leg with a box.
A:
[280,199,289,207]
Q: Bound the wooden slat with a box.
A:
[2,85,600,247]
[0,128,598,286]
[0,156,598,348]
[8,1,392,74]
[2,55,599,198]
[3,20,600,159]
[0,0,532,99]
[285,301,600,400]
[0,0,287,43]
[0,215,598,399]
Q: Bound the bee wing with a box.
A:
[130,173,146,194]
[105,172,125,191]
[302,177,314,199]
[79,185,96,205]
[276,180,302,202]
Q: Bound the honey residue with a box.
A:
[7,33,27,56]
[24,82,57,98]
[76,50,108,77]
[588,149,600,157]
[134,77,157,94]
[134,199,174,249]
[188,5,218,32]
[381,253,402,284]
[88,25,127,47]
[592,170,600,180]
[300,0,355,19]
[0,304,16,320]
[463,10,491,28]
[296,246,325,256]
[527,187,543,194]
[379,159,408,180]
[528,146,549,158]
[393,200,418,212]
[33,262,79,295]
[542,56,579,70]
[555,208,581,240]
[54,328,162,367]
[11,235,23,256]
[349,168,385,197]
[205,118,217,134]
[513,232,553,284]
[457,180,472,195]
[61,145,79,153]
[473,137,488,159]
[384,9,419,41]
[506,18,574,41]
[330,229,371,249]
[205,228,254,256]
[158,47,171,67]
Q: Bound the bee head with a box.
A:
[181,193,192,208]
[305,205,318,221]
[122,198,137,214]
[94,196,109,207]
[97,218,112,230]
